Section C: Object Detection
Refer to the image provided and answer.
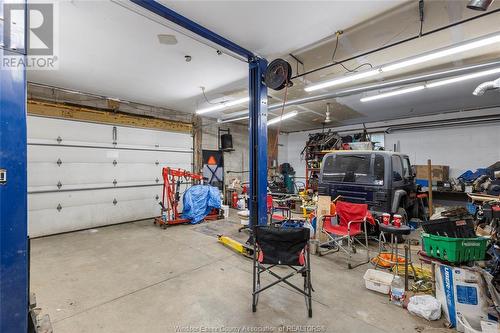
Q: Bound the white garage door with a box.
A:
[28,116,193,237]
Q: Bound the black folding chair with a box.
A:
[252,226,313,317]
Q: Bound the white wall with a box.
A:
[385,122,500,178]
[278,130,318,184]
[202,119,250,186]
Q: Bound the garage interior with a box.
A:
[1,0,500,332]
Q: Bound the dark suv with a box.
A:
[318,151,420,223]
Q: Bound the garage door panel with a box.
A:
[28,117,114,144]
[28,145,192,163]
[28,186,162,211]
[28,115,193,237]
[29,160,192,187]
[29,198,160,237]
[117,126,193,149]
[30,164,157,187]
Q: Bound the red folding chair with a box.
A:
[267,195,290,225]
[319,200,376,269]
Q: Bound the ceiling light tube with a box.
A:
[217,115,249,124]
[196,96,250,115]
[426,67,500,88]
[360,85,425,102]
[305,69,381,92]
[305,32,500,93]
[361,67,500,102]
[382,32,500,72]
[267,111,299,125]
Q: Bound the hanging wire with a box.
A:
[331,32,373,73]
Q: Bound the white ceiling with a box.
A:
[27,0,405,113]
[27,0,500,132]
[158,0,406,59]
[27,0,248,112]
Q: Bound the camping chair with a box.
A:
[267,194,291,225]
[252,226,312,317]
[318,200,376,269]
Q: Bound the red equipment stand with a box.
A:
[155,167,203,228]
[154,167,220,228]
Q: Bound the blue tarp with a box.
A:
[458,168,491,182]
[182,185,221,224]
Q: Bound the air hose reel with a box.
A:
[264,58,293,91]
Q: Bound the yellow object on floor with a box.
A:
[217,235,254,258]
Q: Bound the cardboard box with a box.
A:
[415,165,450,182]
[316,195,332,242]
[435,263,489,329]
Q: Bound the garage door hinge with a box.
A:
[57,158,62,166]
[112,179,117,186]
[155,178,159,183]
[113,198,118,205]
[56,136,62,144]
[57,204,62,212]
[57,181,62,189]
[112,127,118,145]
[155,195,159,200]
[155,161,159,166]
[113,160,117,166]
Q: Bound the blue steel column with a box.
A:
[0,50,28,332]
[249,58,268,227]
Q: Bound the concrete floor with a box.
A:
[31,215,452,333]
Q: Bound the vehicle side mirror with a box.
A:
[411,165,416,178]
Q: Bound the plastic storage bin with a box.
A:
[422,217,475,238]
[363,269,394,295]
[421,233,488,264]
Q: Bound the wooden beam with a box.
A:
[27,100,193,134]
[427,159,434,217]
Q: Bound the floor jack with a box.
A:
[217,235,254,258]
[155,167,203,228]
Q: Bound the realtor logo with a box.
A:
[2,2,58,70]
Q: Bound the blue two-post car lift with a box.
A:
[0,1,268,331]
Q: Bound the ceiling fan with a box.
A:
[312,103,333,124]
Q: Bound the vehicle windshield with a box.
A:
[321,153,384,185]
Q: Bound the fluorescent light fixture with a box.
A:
[361,85,425,102]
[361,67,500,102]
[305,32,500,92]
[305,69,381,92]
[218,115,249,124]
[196,96,250,115]
[426,67,500,88]
[267,111,298,125]
[382,33,500,72]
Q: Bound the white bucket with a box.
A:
[221,205,229,219]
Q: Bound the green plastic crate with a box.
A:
[421,233,488,264]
